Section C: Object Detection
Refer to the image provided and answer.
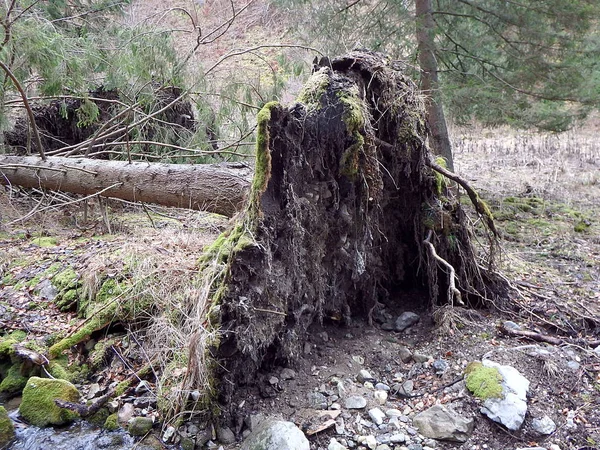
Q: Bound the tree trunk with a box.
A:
[415,0,455,171]
[195,51,503,421]
[0,155,251,217]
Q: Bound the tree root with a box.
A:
[426,158,498,237]
[424,230,464,306]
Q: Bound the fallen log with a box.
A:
[0,155,252,217]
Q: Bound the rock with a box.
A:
[412,405,474,443]
[328,437,348,450]
[181,436,195,450]
[395,312,420,332]
[398,347,413,363]
[376,445,391,450]
[503,320,521,330]
[38,279,58,300]
[358,435,377,450]
[566,360,580,371]
[240,419,309,450]
[594,345,600,356]
[0,406,15,449]
[368,408,386,425]
[478,360,530,431]
[19,377,80,427]
[162,425,176,443]
[389,433,406,443]
[135,380,151,394]
[128,417,154,436]
[432,360,448,375]
[118,403,135,424]
[516,448,546,450]
[218,426,236,444]
[358,369,375,383]
[191,390,201,401]
[107,400,119,413]
[344,395,367,409]
[375,382,390,391]
[374,390,388,405]
[531,415,556,435]
[385,409,402,418]
[412,353,430,363]
[281,368,297,380]
[246,413,267,431]
[308,392,328,409]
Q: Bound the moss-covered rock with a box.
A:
[465,361,503,399]
[52,267,82,312]
[127,416,154,436]
[0,331,27,357]
[104,412,120,431]
[19,376,80,426]
[0,406,15,450]
[0,364,28,395]
[31,237,58,247]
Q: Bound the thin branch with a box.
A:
[424,230,464,306]
[0,59,45,159]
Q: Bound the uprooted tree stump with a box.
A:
[196,50,506,419]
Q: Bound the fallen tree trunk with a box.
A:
[0,155,251,217]
[191,50,508,422]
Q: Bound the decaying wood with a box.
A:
[0,155,251,217]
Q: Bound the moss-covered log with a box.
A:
[200,50,505,417]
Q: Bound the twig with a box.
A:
[499,322,563,345]
[0,59,45,159]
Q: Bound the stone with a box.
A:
[135,380,151,394]
[218,426,236,444]
[19,377,80,427]
[395,312,420,332]
[162,425,176,443]
[308,392,328,410]
[412,405,474,443]
[246,413,267,431]
[374,390,388,405]
[566,360,580,371]
[594,345,600,356]
[503,320,521,330]
[38,279,58,300]
[432,359,448,375]
[385,409,402,418]
[362,435,377,449]
[181,436,195,450]
[344,395,367,409]
[376,445,391,450]
[240,419,309,450]
[398,346,413,363]
[516,448,546,450]
[358,369,375,383]
[389,433,406,443]
[328,437,348,450]
[412,353,430,364]
[531,415,556,435]
[87,382,101,399]
[375,383,390,391]
[107,400,119,413]
[118,403,135,424]
[368,408,386,425]
[281,368,296,380]
[0,406,15,449]
[479,360,530,431]
[128,417,154,436]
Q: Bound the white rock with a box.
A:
[368,408,386,425]
[358,369,374,383]
[345,395,367,409]
[364,435,378,449]
[374,390,388,405]
[385,409,402,417]
[531,415,556,435]
[240,419,309,450]
[328,437,348,450]
[479,360,530,431]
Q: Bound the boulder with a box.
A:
[0,406,15,450]
[19,377,80,427]
[412,405,474,442]
[479,360,529,431]
[394,312,420,332]
[240,419,309,450]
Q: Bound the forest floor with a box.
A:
[1,123,599,450]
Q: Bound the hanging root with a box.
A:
[424,230,464,306]
[426,158,498,237]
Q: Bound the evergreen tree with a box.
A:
[280,0,600,169]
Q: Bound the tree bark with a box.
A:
[0,155,251,217]
[415,0,455,171]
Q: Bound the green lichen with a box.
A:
[19,377,80,427]
[0,364,28,394]
[31,237,58,247]
[465,361,503,399]
[104,413,119,431]
[434,157,448,195]
[296,68,330,106]
[0,406,15,449]
[250,101,279,214]
[337,89,366,179]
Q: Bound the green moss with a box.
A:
[46,360,71,381]
[0,406,15,449]
[296,68,330,106]
[104,413,120,431]
[337,89,366,179]
[1,274,15,286]
[434,157,448,195]
[19,377,80,426]
[574,220,591,233]
[88,407,110,428]
[114,379,132,397]
[250,101,279,214]
[0,364,28,394]
[31,237,58,247]
[0,330,27,357]
[465,362,503,399]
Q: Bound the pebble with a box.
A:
[162,425,176,443]
[217,426,235,444]
[374,390,388,405]
[594,345,600,356]
[280,368,296,380]
[395,312,420,332]
[308,392,328,409]
[368,408,386,425]
[375,383,390,391]
[117,403,135,424]
[503,320,521,330]
[412,353,431,363]
[531,415,556,435]
[135,380,151,394]
[390,433,406,443]
[358,369,375,383]
[345,395,367,409]
[566,360,580,371]
[385,409,402,418]
[376,445,391,450]
[329,438,348,450]
[432,359,448,375]
[191,390,201,401]
[398,346,413,363]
